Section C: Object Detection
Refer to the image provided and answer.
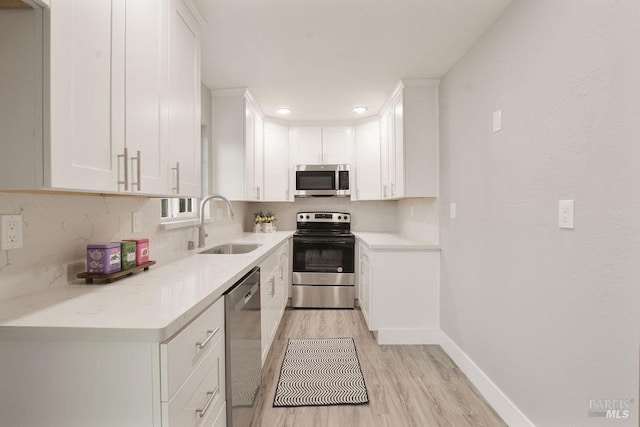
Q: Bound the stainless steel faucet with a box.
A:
[198,194,235,248]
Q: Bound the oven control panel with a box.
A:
[297,212,350,223]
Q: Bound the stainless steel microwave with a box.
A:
[295,164,351,197]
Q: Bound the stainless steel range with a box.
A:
[291,212,355,308]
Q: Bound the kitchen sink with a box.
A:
[199,243,262,255]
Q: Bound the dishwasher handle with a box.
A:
[234,282,259,312]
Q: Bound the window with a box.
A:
[161,197,198,221]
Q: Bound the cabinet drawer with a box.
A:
[162,336,226,427]
[161,298,224,401]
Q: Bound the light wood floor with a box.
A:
[250,308,507,427]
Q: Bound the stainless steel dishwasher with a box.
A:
[224,267,261,427]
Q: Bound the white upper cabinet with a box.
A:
[48,0,119,192]
[290,127,322,164]
[244,106,264,201]
[322,127,353,164]
[263,122,291,202]
[0,0,202,196]
[124,0,168,195]
[290,126,353,165]
[167,0,202,198]
[380,79,439,199]
[211,89,264,201]
[353,121,381,201]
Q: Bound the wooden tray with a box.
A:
[77,261,156,284]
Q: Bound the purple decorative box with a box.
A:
[87,243,122,274]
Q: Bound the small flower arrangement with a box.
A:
[254,211,276,223]
[253,211,277,232]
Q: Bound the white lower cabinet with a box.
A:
[161,337,225,427]
[358,241,440,345]
[260,239,290,364]
[161,298,226,427]
[0,298,226,427]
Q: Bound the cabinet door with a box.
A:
[322,127,353,164]
[48,0,121,192]
[391,96,405,197]
[359,248,372,329]
[244,106,257,200]
[354,121,381,200]
[254,116,264,200]
[168,0,201,197]
[264,122,290,201]
[291,127,322,164]
[125,0,168,195]
[380,110,393,198]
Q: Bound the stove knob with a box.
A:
[338,215,342,220]
[306,215,310,219]
[299,214,304,219]
[344,215,349,221]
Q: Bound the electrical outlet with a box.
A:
[1,215,23,250]
[559,200,574,229]
[450,203,457,219]
[132,211,142,233]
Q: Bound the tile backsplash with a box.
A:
[247,197,438,241]
[0,192,245,302]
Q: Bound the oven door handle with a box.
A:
[297,238,353,244]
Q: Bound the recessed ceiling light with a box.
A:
[277,107,291,115]
[353,106,368,115]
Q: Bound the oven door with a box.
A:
[292,235,355,285]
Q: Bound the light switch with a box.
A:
[450,203,457,219]
[492,110,502,133]
[132,211,142,233]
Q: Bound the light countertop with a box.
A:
[0,230,438,343]
[354,232,440,251]
[0,231,292,343]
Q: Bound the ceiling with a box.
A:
[195,0,512,122]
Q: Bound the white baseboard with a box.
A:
[438,331,535,427]
[376,328,440,345]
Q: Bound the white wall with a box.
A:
[439,0,640,425]
[0,193,245,302]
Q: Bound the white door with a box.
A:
[392,96,405,198]
[354,121,381,200]
[380,110,393,198]
[322,127,353,164]
[263,122,290,201]
[254,116,264,200]
[168,0,201,197]
[290,127,322,164]
[48,0,121,192]
[125,0,168,195]
[244,105,257,200]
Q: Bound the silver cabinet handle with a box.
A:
[195,326,220,350]
[195,387,219,418]
[256,186,260,200]
[391,182,396,196]
[270,277,275,296]
[130,150,141,191]
[171,162,180,194]
[117,147,129,191]
[382,184,388,198]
